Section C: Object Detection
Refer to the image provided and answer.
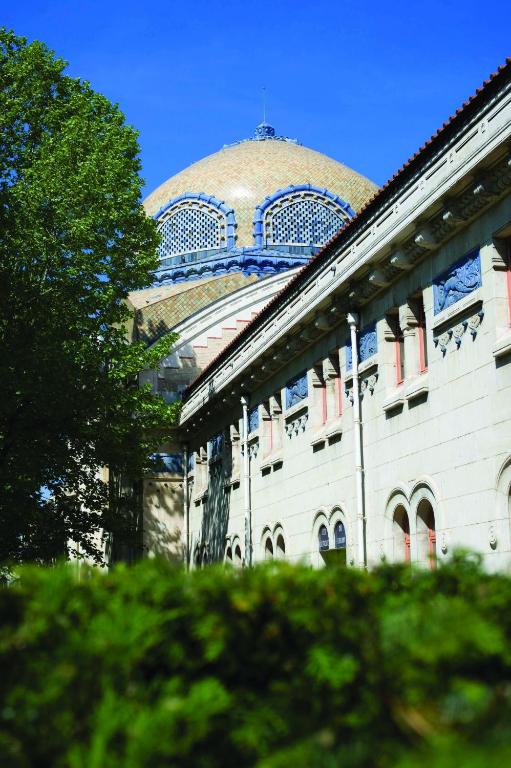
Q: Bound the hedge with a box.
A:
[1,555,511,767]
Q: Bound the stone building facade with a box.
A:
[133,60,511,570]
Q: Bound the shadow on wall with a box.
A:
[143,481,184,561]
[200,459,231,563]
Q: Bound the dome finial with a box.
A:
[254,86,276,139]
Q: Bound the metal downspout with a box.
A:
[183,443,190,570]
[347,312,366,568]
[241,396,252,566]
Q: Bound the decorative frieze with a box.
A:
[346,323,377,371]
[149,453,183,474]
[248,407,259,433]
[285,371,308,409]
[433,249,482,314]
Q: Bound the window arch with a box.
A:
[253,185,355,249]
[155,192,236,260]
[234,543,242,567]
[264,536,274,560]
[224,544,233,565]
[393,506,411,563]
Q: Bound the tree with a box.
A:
[0,29,179,565]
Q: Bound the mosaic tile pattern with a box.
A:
[144,137,378,248]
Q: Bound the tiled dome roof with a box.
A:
[143,128,378,248]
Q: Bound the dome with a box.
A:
[144,126,378,258]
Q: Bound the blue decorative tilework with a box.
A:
[208,433,224,459]
[248,407,259,433]
[153,247,310,285]
[433,249,481,314]
[155,192,236,260]
[253,184,356,249]
[346,324,377,371]
[149,453,183,474]
[286,371,308,409]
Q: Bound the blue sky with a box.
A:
[5,1,510,197]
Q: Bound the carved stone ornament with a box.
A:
[360,373,378,396]
[285,411,308,438]
[433,310,484,354]
[248,440,259,460]
[489,525,497,550]
[440,532,448,555]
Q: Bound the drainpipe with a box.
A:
[241,395,252,566]
[347,312,366,568]
[183,443,190,570]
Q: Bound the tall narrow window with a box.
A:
[313,362,327,427]
[388,313,405,386]
[326,351,342,419]
[318,524,329,552]
[264,536,274,560]
[334,521,346,549]
[275,534,286,559]
[395,328,405,385]
[417,299,428,373]
[262,401,273,456]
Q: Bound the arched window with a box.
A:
[254,185,355,250]
[318,524,330,552]
[334,521,346,550]
[234,544,242,567]
[264,537,274,560]
[417,500,436,569]
[155,193,235,260]
[393,506,410,563]
[224,545,233,565]
[275,534,286,559]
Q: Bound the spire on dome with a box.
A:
[254,122,276,139]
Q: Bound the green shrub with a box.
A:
[1,555,511,767]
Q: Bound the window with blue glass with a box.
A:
[334,521,346,549]
[318,524,329,551]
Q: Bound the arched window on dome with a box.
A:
[254,185,355,251]
[155,193,236,262]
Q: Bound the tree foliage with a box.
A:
[1,556,510,767]
[0,29,179,564]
